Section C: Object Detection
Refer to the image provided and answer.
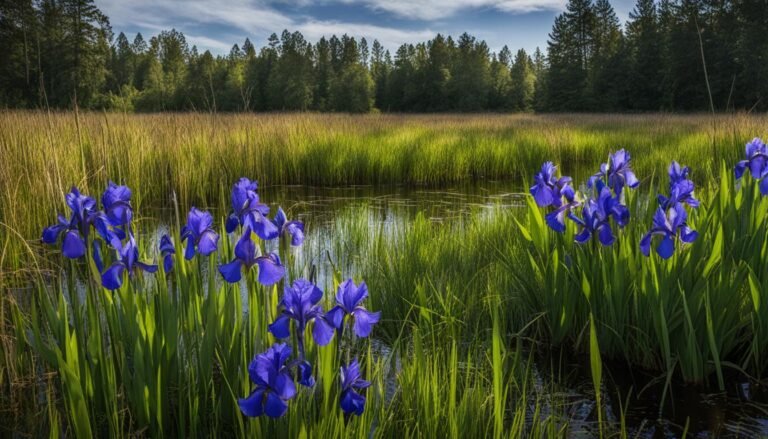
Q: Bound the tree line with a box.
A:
[1,0,767,113]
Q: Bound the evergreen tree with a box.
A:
[370,39,390,110]
[589,0,625,110]
[626,0,662,110]
[488,51,511,110]
[509,49,535,111]
[448,33,490,111]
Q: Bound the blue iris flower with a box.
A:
[268,279,335,387]
[667,161,691,186]
[269,279,335,347]
[273,207,305,246]
[735,138,768,194]
[101,181,133,227]
[658,178,699,210]
[325,280,380,338]
[42,187,116,258]
[530,162,575,208]
[225,178,278,240]
[101,234,158,290]
[589,149,640,195]
[640,203,698,259]
[238,343,297,418]
[159,234,175,273]
[181,207,219,259]
[339,358,371,416]
[218,228,285,285]
[568,187,621,246]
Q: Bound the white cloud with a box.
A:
[97,0,437,52]
[297,21,434,49]
[338,0,566,20]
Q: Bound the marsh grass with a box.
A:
[2,112,766,437]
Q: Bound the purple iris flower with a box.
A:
[339,359,371,416]
[530,162,575,208]
[735,138,768,194]
[42,187,115,258]
[325,280,380,338]
[658,179,699,210]
[218,228,285,285]
[640,203,698,259]
[544,186,581,232]
[101,181,133,227]
[238,343,297,418]
[225,178,277,240]
[589,149,640,195]
[101,234,158,290]
[181,207,219,259]
[159,234,175,273]
[667,161,691,186]
[568,187,619,246]
[269,279,335,351]
[273,207,305,246]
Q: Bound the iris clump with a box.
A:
[735,137,768,194]
[213,178,379,420]
[532,149,637,245]
[641,161,699,259]
[241,276,378,419]
[41,183,166,294]
[41,177,378,421]
[42,187,116,258]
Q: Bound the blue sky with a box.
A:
[97,0,637,56]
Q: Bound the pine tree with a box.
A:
[370,40,390,110]
[509,49,535,111]
[590,0,625,110]
[61,0,112,107]
[448,33,490,111]
[626,0,662,110]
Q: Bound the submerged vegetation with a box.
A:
[3,112,768,436]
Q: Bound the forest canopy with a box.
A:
[1,0,766,113]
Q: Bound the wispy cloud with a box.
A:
[338,0,566,20]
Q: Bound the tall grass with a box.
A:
[2,112,766,278]
[2,112,764,436]
[3,202,625,437]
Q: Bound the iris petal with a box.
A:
[272,373,296,401]
[184,239,196,260]
[351,309,380,338]
[238,389,265,417]
[264,392,288,418]
[218,260,243,283]
[268,315,291,339]
[102,263,126,290]
[297,361,315,387]
[62,230,86,259]
[340,389,366,416]
[256,254,285,286]
[197,231,219,256]
[597,224,615,246]
[312,317,335,346]
[657,235,675,259]
[42,224,65,244]
[325,306,345,329]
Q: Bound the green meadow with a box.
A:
[2,112,768,437]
